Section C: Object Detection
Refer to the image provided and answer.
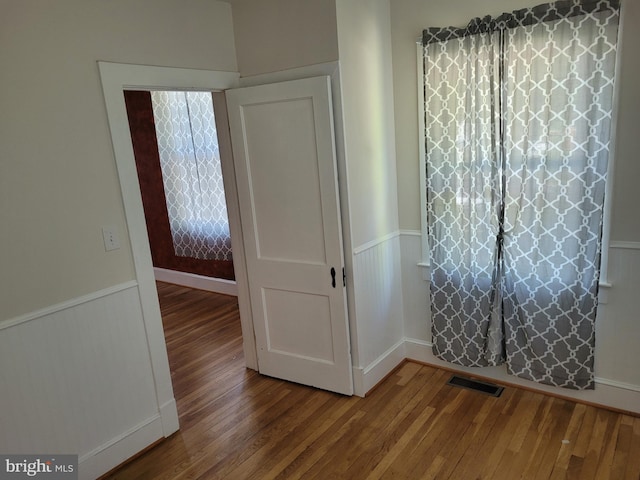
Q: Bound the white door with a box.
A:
[225,76,353,395]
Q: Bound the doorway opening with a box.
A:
[99,63,257,442]
[124,89,235,291]
[123,87,247,423]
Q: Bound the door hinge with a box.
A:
[342,267,346,287]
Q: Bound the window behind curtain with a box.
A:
[417,6,619,287]
[151,91,232,262]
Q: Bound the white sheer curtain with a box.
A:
[151,91,232,261]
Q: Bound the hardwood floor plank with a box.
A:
[261,395,359,479]
[444,394,510,479]
[411,394,484,480]
[345,369,446,478]
[380,382,464,478]
[624,417,640,479]
[572,405,597,458]
[194,387,320,479]
[610,418,632,480]
[546,403,585,480]
[594,415,623,480]
[317,368,446,478]
[214,390,332,478]
[531,399,575,480]
[275,409,367,480]
[102,283,640,480]
[365,404,437,480]
[579,409,618,480]
[477,388,529,479]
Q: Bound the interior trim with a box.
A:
[154,267,238,296]
[0,281,139,332]
[610,241,640,250]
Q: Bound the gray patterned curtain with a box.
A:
[151,91,232,262]
[423,0,620,389]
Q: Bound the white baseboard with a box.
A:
[78,414,164,480]
[154,267,238,296]
[404,338,640,415]
[159,398,180,437]
[353,340,406,397]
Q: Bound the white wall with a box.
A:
[0,1,238,477]
[230,0,339,77]
[0,0,238,321]
[336,0,401,248]
[609,0,640,241]
[0,284,168,479]
[335,0,405,393]
[391,0,640,412]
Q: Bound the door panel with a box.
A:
[243,97,326,264]
[226,76,352,395]
[262,288,334,361]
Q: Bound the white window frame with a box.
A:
[416,34,623,293]
[417,43,430,281]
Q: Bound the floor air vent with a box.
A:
[447,375,504,397]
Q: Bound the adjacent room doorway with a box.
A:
[99,63,354,404]
[124,89,236,287]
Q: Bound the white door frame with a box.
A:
[98,63,259,430]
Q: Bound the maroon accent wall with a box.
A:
[124,90,235,281]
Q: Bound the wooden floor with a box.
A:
[105,282,640,480]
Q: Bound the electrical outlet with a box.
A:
[102,226,120,251]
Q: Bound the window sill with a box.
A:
[599,281,612,305]
[418,261,430,281]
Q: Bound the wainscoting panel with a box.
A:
[594,245,640,389]
[351,233,405,396]
[399,230,430,342]
[0,283,167,479]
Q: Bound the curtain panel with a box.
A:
[151,91,232,262]
[422,0,620,389]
